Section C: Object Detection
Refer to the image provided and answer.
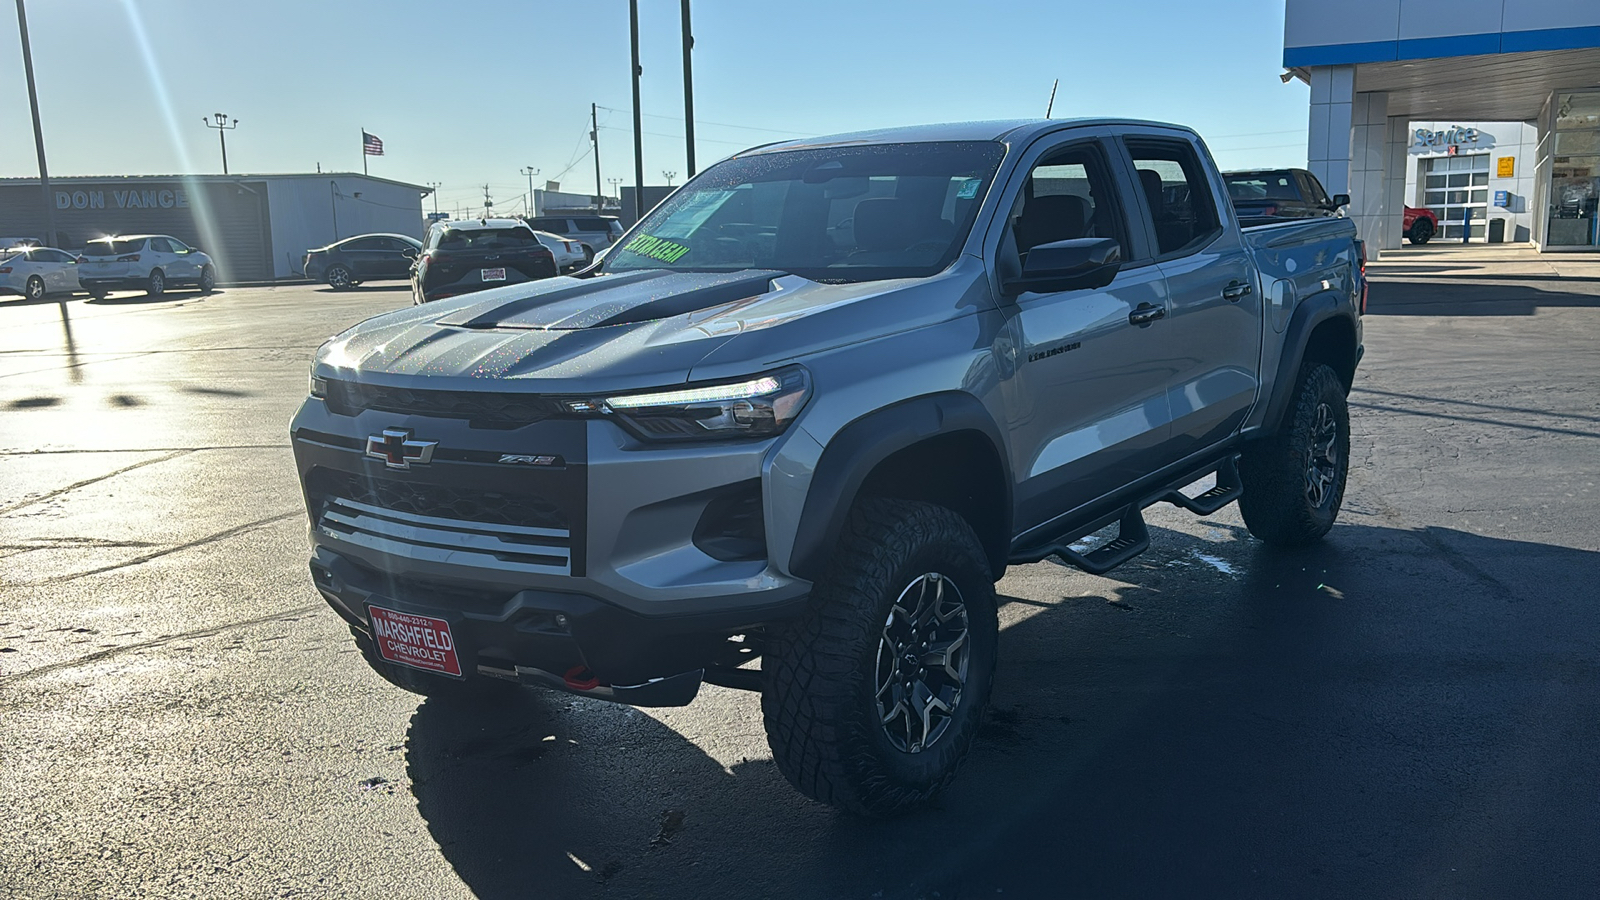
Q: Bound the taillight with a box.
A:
[1262,204,1278,216]
[0,267,11,274]
[1355,239,1368,316]
[117,253,141,262]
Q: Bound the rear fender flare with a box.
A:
[789,392,1012,582]
[1259,291,1358,434]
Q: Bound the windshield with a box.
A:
[600,141,1005,283]
[1224,171,1300,203]
[83,239,144,256]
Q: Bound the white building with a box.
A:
[1404,120,1539,242]
[1285,0,1600,253]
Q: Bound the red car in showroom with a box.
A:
[1404,206,1438,244]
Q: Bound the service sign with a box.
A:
[368,605,462,676]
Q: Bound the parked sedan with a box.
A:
[303,233,422,290]
[530,230,588,272]
[77,234,215,298]
[412,219,556,304]
[0,246,80,300]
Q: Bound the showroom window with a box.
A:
[1547,91,1600,248]
[1422,153,1490,239]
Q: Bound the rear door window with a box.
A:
[1124,138,1222,257]
[575,217,611,231]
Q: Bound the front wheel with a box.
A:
[1408,220,1433,244]
[1238,362,1351,546]
[762,498,998,818]
[25,276,45,301]
[146,269,165,296]
[199,265,216,294]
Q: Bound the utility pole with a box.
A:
[521,167,539,217]
[681,0,696,176]
[629,0,644,224]
[662,170,677,187]
[482,184,493,217]
[15,0,56,248]
[591,103,604,215]
[426,181,441,215]
[203,112,239,174]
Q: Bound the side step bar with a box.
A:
[1011,454,1243,576]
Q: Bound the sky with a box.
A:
[1,0,1309,217]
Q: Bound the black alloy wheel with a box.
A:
[327,265,353,290]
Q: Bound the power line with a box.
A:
[596,105,809,136]
[598,124,753,147]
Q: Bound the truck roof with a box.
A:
[739,118,1200,156]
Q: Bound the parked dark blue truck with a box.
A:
[292,118,1365,816]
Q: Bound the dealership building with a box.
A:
[1285,0,1600,253]
[0,173,430,282]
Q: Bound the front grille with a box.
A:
[324,380,569,428]
[307,468,566,531]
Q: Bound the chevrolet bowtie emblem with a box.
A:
[365,428,437,469]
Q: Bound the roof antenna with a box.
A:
[1045,79,1059,119]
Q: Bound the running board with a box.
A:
[1160,455,1242,516]
[1042,505,1150,576]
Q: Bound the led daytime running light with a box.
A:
[606,375,783,410]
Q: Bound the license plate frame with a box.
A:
[480,267,507,282]
[368,604,462,677]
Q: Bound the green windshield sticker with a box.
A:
[956,178,981,199]
[620,233,691,263]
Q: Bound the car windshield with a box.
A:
[83,239,144,256]
[1224,172,1300,203]
[599,141,1005,283]
[433,227,539,250]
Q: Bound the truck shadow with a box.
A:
[1366,277,1600,315]
[405,522,1600,900]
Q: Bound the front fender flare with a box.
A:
[788,392,1012,583]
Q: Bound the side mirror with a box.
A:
[1330,193,1351,209]
[1005,238,1122,295]
[401,247,419,259]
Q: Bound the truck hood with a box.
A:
[314,269,926,395]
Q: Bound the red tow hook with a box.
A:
[563,666,601,691]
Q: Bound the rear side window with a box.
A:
[528,217,569,232]
[1298,172,1332,207]
[1224,171,1299,202]
[1126,139,1222,257]
[574,217,611,231]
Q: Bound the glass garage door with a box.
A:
[1422,153,1490,239]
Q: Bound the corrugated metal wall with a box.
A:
[0,179,273,282]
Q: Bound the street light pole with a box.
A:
[14,0,56,247]
[662,170,677,187]
[202,112,239,174]
[426,181,441,215]
[629,0,644,225]
[521,167,539,217]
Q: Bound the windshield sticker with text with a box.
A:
[621,233,691,263]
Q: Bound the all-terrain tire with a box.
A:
[761,498,998,818]
[1238,362,1350,546]
[351,626,522,701]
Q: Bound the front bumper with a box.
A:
[291,391,810,696]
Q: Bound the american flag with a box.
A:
[363,131,384,156]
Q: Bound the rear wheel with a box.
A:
[1408,219,1433,244]
[199,265,216,294]
[145,269,165,296]
[25,276,45,301]
[762,498,997,817]
[326,265,353,290]
[1238,362,1350,546]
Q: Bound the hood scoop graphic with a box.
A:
[438,270,785,331]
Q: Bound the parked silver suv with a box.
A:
[524,214,624,260]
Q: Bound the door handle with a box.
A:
[1128,303,1166,326]
[1223,281,1254,302]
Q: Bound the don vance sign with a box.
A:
[54,188,191,210]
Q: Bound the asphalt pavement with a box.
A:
[1,266,1597,899]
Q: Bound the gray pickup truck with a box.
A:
[291,118,1365,817]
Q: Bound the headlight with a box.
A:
[309,373,328,398]
[596,367,810,442]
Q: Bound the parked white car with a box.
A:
[77,234,216,298]
[0,246,81,301]
[530,230,588,272]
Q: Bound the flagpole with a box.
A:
[362,128,368,176]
